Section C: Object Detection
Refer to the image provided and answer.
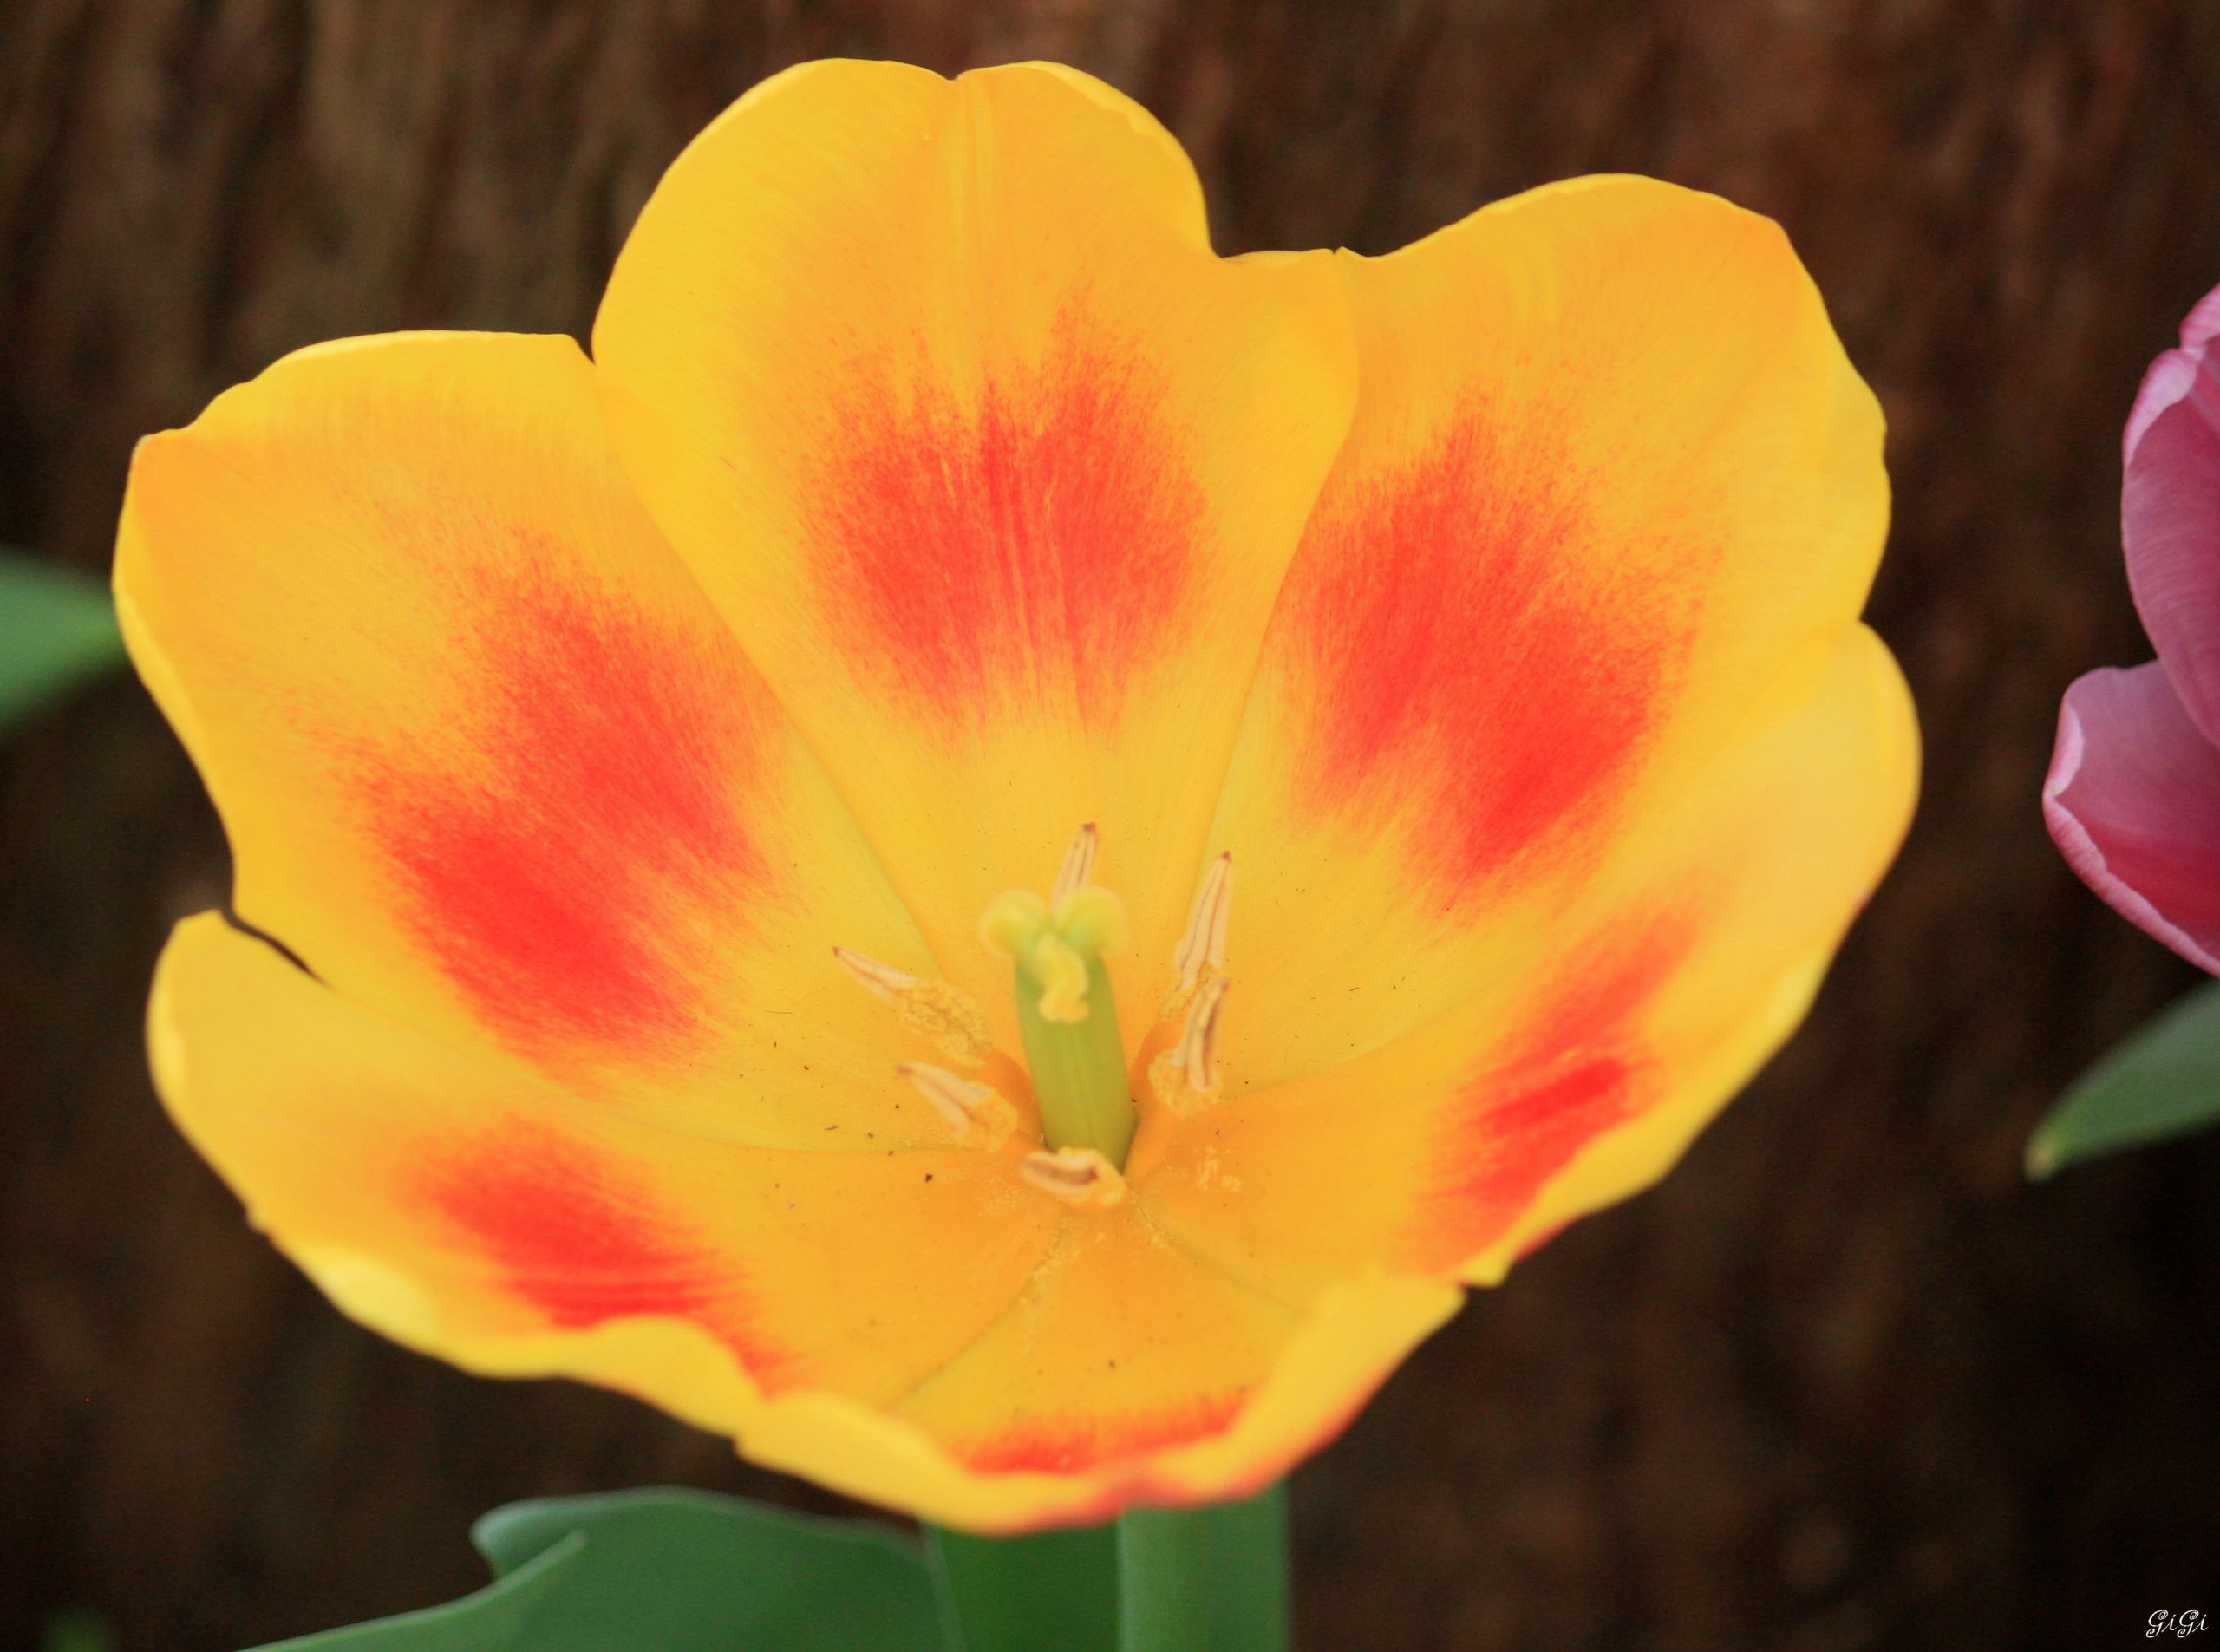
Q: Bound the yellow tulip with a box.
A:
[115,60,1916,1532]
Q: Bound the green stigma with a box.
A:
[979,881,1135,1167]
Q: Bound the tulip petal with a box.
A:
[733,1270,1459,1534]
[118,332,950,1148]
[592,61,1357,1044]
[1141,629,1915,1290]
[1142,178,1913,1284]
[151,915,1062,1424]
[2045,663,2220,974]
[1198,175,1901,1089]
[2124,347,2220,747]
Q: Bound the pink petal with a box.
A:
[2180,280,2220,354]
[2124,380,2220,745]
[2125,278,2220,461]
[2122,278,2220,745]
[2045,663,2220,975]
[2123,351,2200,466]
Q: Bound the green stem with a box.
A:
[927,1485,1292,1652]
[1116,1485,1290,1652]
[925,1521,1118,1652]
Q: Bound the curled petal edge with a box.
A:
[2043,668,2220,976]
[287,1235,1459,1533]
[2125,277,2220,462]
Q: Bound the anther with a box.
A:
[1172,853,1232,992]
[1052,822,1100,904]
[833,945,917,1003]
[1147,975,1229,1117]
[896,1061,1018,1150]
[1179,975,1229,1091]
[1017,1146,1128,1210]
[832,945,991,1065]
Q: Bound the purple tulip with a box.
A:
[2047,283,2220,972]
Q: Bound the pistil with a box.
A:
[979,827,1138,1167]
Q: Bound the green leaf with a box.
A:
[926,1520,1118,1652]
[1116,1485,1289,1652]
[249,1488,946,1652]
[474,1488,944,1649]
[0,549,127,734]
[2029,979,2220,1176]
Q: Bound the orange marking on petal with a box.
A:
[416,1126,796,1390]
[1406,912,1701,1269]
[962,1390,1244,1475]
[1429,1057,1639,1261]
[959,1335,1409,1532]
[361,537,767,1058]
[809,320,1205,725]
[1289,402,1705,897]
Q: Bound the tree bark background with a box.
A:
[3,2,2218,1648]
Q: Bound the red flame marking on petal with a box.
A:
[961,1389,1245,1476]
[1409,912,1701,1270]
[810,321,1203,727]
[362,532,767,1060]
[417,1126,796,1390]
[963,1359,1400,1531]
[1287,401,1701,899]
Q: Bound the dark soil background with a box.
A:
[5,3,2219,1649]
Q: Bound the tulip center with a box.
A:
[978,867,1135,1168]
[833,825,1233,1206]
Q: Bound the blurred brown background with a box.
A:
[4,2,2219,1648]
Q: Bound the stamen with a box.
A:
[1147,975,1229,1117]
[832,944,916,1003]
[1017,1146,1128,1210]
[1051,821,1099,904]
[1179,975,1229,1091]
[896,1061,1018,1150]
[832,945,991,1065]
[1172,853,1232,992]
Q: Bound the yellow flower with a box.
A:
[115,61,1916,1532]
